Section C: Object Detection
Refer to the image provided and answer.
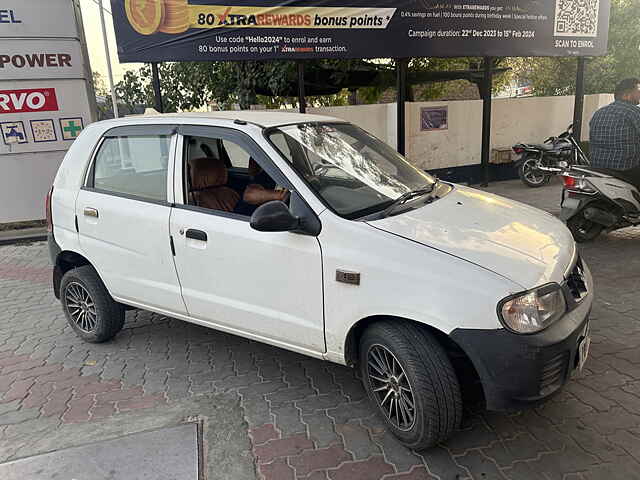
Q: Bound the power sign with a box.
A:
[0,88,59,114]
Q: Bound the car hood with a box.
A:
[367,185,576,289]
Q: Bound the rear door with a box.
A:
[76,125,187,315]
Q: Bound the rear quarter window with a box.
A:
[91,135,170,202]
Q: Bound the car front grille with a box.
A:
[539,351,569,396]
[566,256,588,302]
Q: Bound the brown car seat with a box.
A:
[189,157,240,212]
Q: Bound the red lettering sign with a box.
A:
[0,88,59,114]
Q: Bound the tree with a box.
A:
[112,56,509,112]
[92,71,109,96]
[507,0,640,96]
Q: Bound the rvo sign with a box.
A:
[0,88,59,114]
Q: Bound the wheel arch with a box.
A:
[53,250,93,299]
[344,315,484,403]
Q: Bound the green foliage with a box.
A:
[91,71,108,96]
[507,0,640,96]
[109,57,508,111]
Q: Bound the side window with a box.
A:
[92,135,170,202]
[184,134,284,217]
[223,139,250,169]
[269,132,293,162]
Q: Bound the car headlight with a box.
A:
[498,284,567,334]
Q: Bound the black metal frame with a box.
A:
[147,57,589,187]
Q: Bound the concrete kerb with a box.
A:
[0,228,48,246]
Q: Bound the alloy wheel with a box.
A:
[367,344,416,431]
[522,160,546,185]
[64,282,98,333]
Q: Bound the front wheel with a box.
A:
[519,158,551,188]
[566,213,603,242]
[359,321,462,450]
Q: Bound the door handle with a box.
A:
[83,207,99,218]
[185,229,207,242]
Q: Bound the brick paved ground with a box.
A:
[2,179,640,479]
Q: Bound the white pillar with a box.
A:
[98,0,119,118]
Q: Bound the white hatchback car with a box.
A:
[48,111,593,448]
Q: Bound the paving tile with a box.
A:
[259,457,295,480]
[557,420,625,462]
[525,446,600,480]
[305,413,340,448]
[481,432,550,468]
[420,446,470,480]
[254,434,314,464]
[290,445,352,477]
[373,431,422,472]
[327,456,394,480]
[272,405,306,435]
[249,423,280,446]
[384,466,437,479]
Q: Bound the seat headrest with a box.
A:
[190,157,228,190]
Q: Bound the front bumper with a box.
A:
[450,259,593,411]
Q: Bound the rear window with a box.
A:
[91,135,171,202]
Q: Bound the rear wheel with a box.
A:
[60,266,125,343]
[567,213,603,242]
[519,158,551,188]
[359,321,462,450]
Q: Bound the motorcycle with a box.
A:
[513,124,590,188]
[560,165,640,242]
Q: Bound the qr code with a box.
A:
[554,0,600,37]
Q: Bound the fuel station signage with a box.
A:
[0,88,59,114]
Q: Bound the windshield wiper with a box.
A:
[380,183,437,218]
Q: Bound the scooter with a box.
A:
[513,124,590,188]
[560,165,640,242]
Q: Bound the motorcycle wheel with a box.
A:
[518,158,551,188]
[567,213,603,243]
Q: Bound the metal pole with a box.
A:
[573,57,587,143]
[297,61,307,114]
[151,63,164,113]
[480,56,493,187]
[396,58,408,155]
[98,0,119,118]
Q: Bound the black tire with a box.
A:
[359,321,462,450]
[518,158,551,188]
[566,213,603,242]
[60,265,125,343]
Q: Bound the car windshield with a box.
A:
[267,122,436,218]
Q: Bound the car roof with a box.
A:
[125,111,343,128]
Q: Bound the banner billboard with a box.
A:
[110,0,611,62]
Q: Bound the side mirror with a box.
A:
[250,201,300,232]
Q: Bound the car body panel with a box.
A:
[318,210,521,364]
[169,206,325,352]
[368,185,576,289]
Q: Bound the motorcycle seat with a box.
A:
[589,166,640,190]
[524,143,569,152]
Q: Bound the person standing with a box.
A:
[589,78,640,170]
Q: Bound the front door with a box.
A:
[170,126,325,354]
[77,126,187,316]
